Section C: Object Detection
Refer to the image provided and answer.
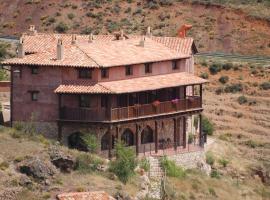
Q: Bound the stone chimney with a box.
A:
[88,33,94,43]
[17,37,25,58]
[29,25,37,35]
[57,39,63,60]
[146,26,152,37]
[178,24,192,38]
[139,36,145,47]
[71,34,77,45]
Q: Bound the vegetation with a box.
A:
[219,75,229,84]
[206,151,215,166]
[209,63,222,75]
[202,115,214,136]
[55,22,69,33]
[109,142,137,184]
[224,83,243,93]
[210,169,220,179]
[260,82,270,90]
[237,95,248,105]
[188,133,194,144]
[81,134,99,153]
[139,157,150,172]
[160,156,186,178]
[218,158,229,167]
[75,153,104,173]
[200,72,209,79]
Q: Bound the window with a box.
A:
[172,60,178,70]
[78,68,92,79]
[29,91,39,101]
[31,66,38,74]
[145,63,152,74]
[101,68,109,78]
[125,65,133,76]
[79,95,90,107]
[101,95,108,108]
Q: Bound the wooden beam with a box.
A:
[200,84,203,107]
[199,114,204,147]
[108,125,113,159]
[155,120,158,153]
[183,116,186,148]
[173,118,177,150]
[135,124,139,156]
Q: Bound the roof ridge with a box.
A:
[74,43,101,67]
[97,83,114,93]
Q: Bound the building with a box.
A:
[2,25,208,158]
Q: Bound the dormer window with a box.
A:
[78,68,92,79]
[145,63,152,74]
[101,68,109,79]
[31,66,38,74]
[125,65,133,76]
[172,60,178,70]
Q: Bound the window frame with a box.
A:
[78,68,92,79]
[145,63,152,74]
[125,65,133,76]
[101,68,109,79]
[79,94,91,108]
[172,60,179,70]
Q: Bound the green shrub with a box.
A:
[244,139,261,148]
[222,63,233,70]
[202,115,214,136]
[210,169,220,179]
[206,151,215,166]
[109,142,137,184]
[81,27,93,34]
[224,83,243,93]
[200,72,209,79]
[139,158,150,172]
[218,158,229,167]
[209,63,222,75]
[0,161,9,170]
[55,22,69,33]
[75,153,103,173]
[215,87,224,95]
[260,82,270,90]
[219,76,229,84]
[188,134,194,144]
[237,95,247,105]
[67,13,75,20]
[208,187,217,196]
[81,134,99,153]
[160,156,186,178]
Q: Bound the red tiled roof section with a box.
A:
[55,72,208,94]
[56,191,115,200]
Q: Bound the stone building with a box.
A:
[2,25,208,158]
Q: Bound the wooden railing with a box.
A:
[60,96,201,122]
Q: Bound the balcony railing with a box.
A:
[60,96,202,122]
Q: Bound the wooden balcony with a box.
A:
[60,96,202,122]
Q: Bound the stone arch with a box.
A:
[121,128,134,146]
[141,125,154,144]
[68,132,88,152]
[101,132,116,150]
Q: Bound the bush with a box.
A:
[160,156,186,178]
[215,87,224,95]
[237,95,247,105]
[260,82,270,90]
[139,158,150,172]
[81,27,93,34]
[224,83,243,93]
[0,161,9,170]
[67,13,75,20]
[208,187,217,197]
[202,115,214,136]
[218,158,229,167]
[200,72,209,79]
[109,142,137,184]
[81,134,99,153]
[206,151,215,166]
[210,169,220,179]
[76,153,104,173]
[222,63,233,70]
[209,63,222,75]
[55,22,69,33]
[219,76,229,84]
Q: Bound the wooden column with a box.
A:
[58,94,62,119]
[199,114,204,147]
[173,118,177,150]
[184,85,187,110]
[183,116,187,148]
[135,124,139,156]
[177,118,181,146]
[10,66,14,127]
[108,125,113,159]
[200,84,203,107]
[155,120,158,153]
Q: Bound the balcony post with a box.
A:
[173,118,177,150]
[108,125,113,159]
[155,120,158,153]
[183,116,186,148]
[184,85,187,110]
[199,114,204,147]
[200,84,202,107]
[135,123,139,156]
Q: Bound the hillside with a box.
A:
[0,0,270,56]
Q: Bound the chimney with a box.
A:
[29,25,37,35]
[57,39,63,60]
[71,34,77,44]
[146,26,152,37]
[88,33,94,43]
[17,37,25,58]
[139,36,145,47]
[178,24,192,38]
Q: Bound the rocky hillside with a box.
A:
[0,0,270,56]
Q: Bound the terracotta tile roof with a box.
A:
[56,191,115,200]
[55,72,208,94]
[2,33,196,68]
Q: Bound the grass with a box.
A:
[160,156,186,178]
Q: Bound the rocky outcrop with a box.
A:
[18,157,57,180]
[251,166,270,185]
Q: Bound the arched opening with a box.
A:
[141,126,154,144]
[101,132,115,150]
[121,129,134,146]
[68,132,88,152]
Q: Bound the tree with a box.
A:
[109,141,137,184]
